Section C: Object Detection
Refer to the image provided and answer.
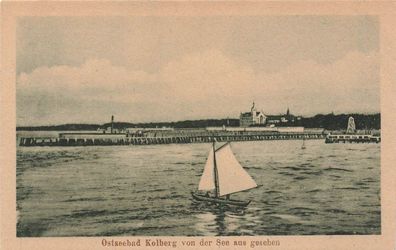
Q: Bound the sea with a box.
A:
[16,131,380,236]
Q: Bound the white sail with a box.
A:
[198,147,215,191]
[215,144,257,196]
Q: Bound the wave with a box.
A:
[264,190,282,194]
[69,209,109,218]
[324,208,347,214]
[244,166,262,170]
[158,194,185,200]
[334,187,360,190]
[278,171,295,176]
[284,166,308,171]
[306,189,322,193]
[362,178,376,183]
[328,174,341,179]
[288,207,319,216]
[300,170,323,176]
[323,167,353,172]
[354,181,368,186]
[64,197,105,202]
[162,168,177,172]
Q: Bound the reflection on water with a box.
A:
[191,201,253,236]
[16,139,380,236]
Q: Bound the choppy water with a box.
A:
[16,138,380,236]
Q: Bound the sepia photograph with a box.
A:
[2,2,396,250]
[15,14,381,237]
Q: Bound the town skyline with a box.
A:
[16,109,380,128]
[17,16,379,126]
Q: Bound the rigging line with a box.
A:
[215,141,230,152]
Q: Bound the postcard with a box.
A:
[1,1,396,250]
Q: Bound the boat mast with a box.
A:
[213,141,220,197]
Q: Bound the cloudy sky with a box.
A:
[17,16,379,126]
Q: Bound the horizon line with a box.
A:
[16,111,381,128]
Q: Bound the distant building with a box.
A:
[240,102,266,127]
[97,127,123,134]
[266,108,300,125]
[125,127,174,133]
[96,115,123,134]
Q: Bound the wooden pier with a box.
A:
[325,134,380,143]
[18,132,325,147]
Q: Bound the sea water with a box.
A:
[16,137,380,236]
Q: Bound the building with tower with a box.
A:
[239,102,266,127]
[240,104,301,127]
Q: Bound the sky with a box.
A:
[16,16,379,126]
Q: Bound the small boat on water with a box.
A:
[192,141,258,207]
[301,138,306,149]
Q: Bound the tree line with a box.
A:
[298,113,380,130]
[17,113,380,131]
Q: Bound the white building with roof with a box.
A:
[239,102,266,127]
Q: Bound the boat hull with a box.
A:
[191,192,251,207]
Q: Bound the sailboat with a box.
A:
[191,142,258,207]
[301,137,306,149]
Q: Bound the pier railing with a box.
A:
[18,132,325,147]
